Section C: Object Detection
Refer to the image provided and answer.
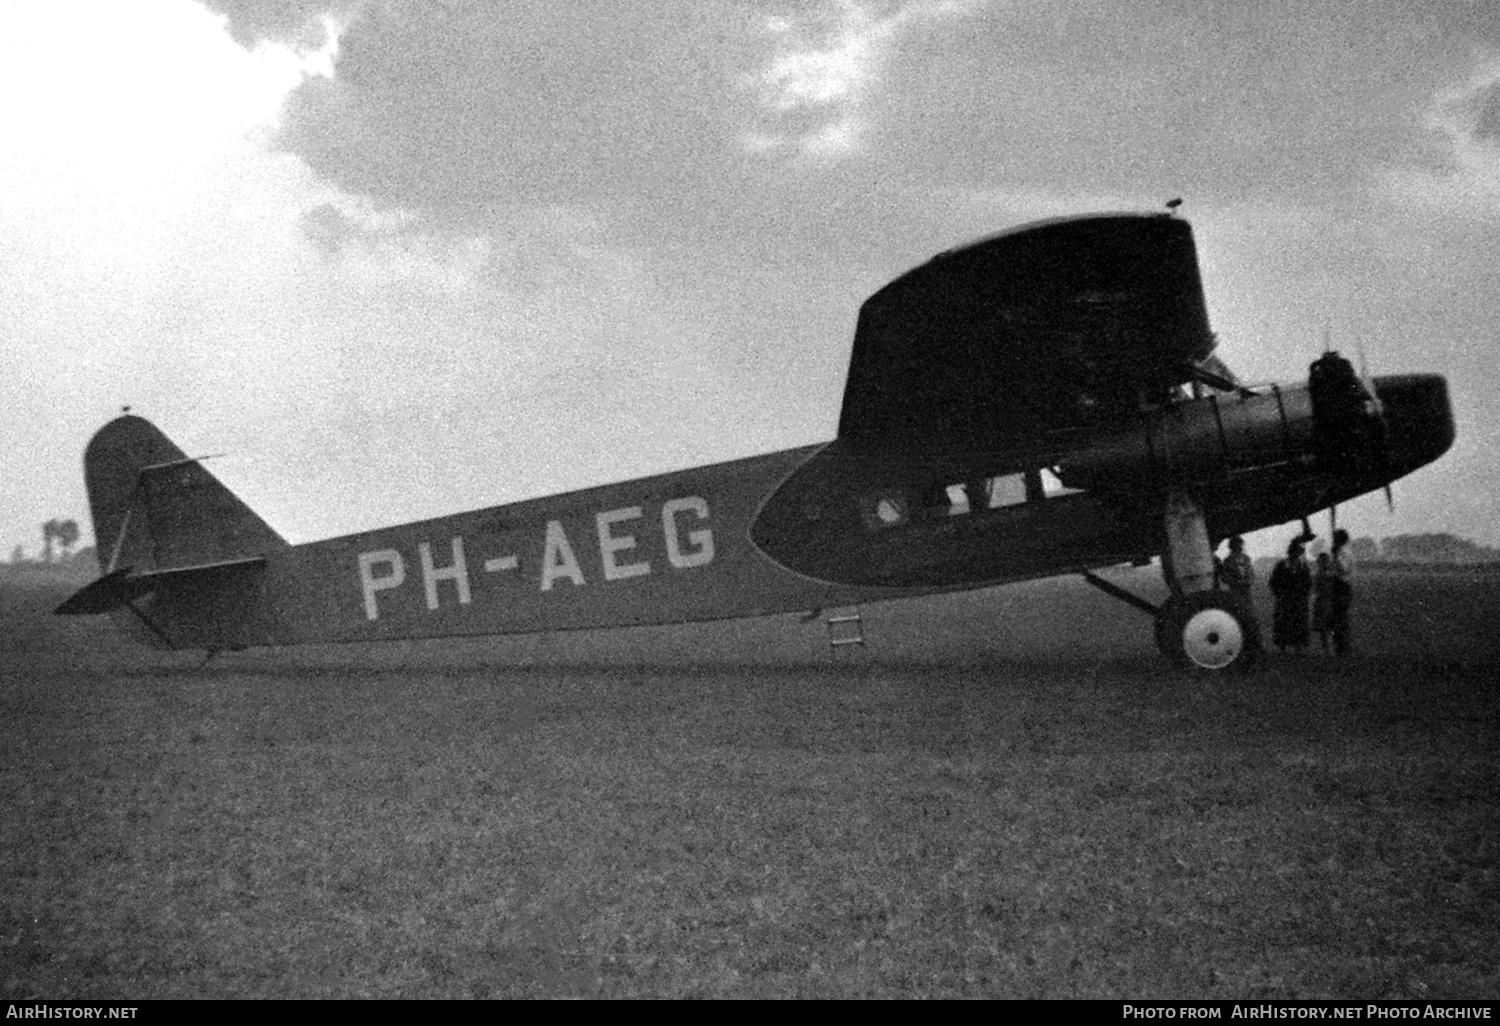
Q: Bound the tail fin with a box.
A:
[83,415,286,575]
[57,416,287,649]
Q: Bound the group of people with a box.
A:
[1215,530,1355,656]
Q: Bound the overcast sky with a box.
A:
[4,0,1498,562]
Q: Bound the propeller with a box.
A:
[1309,340,1397,534]
[1354,344,1395,512]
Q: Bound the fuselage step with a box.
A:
[825,608,866,650]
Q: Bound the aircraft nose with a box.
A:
[1374,373,1455,475]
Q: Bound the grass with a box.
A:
[1,571,1496,998]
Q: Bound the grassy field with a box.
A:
[1,569,1495,998]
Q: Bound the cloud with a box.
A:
[1475,81,1500,140]
[0,1,346,538]
[301,202,363,253]
[935,183,1165,223]
[1374,54,1500,216]
[296,196,503,296]
[198,0,358,50]
[740,0,986,160]
[11,0,1498,556]
[258,2,772,222]
[0,2,787,547]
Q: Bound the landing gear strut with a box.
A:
[1154,491,1259,671]
[1080,491,1260,671]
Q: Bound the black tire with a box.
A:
[1153,610,1176,658]
[1156,592,1260,671]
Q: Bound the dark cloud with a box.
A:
[258,0,973,298]
[878,3,1446,207]
[209,0,1493,236]
[1445,0,1500,44]
[1474,82,1500,142]
[274,3,763,220]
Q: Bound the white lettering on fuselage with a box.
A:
[419,537,471,610]
[663,496,714,568]
[540,519,586,591]
[358,496,716,620]
[597,506,650,581]
[359,549,405,621]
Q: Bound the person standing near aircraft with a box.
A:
[1326,528,1355,656]
[1214,534,1262,652]
[1215,535,1253,597]
[1312,552,1336,651]
[1268,538,1313,653]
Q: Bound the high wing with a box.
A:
[837,213,1215,451]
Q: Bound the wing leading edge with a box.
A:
[837,213,1215,452]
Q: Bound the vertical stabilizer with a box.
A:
[84,415,287,574]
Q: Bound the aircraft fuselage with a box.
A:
[110,373,1452,653]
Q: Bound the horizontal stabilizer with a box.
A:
[54,557,267,616]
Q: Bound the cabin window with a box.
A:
[944,484,971,515]
[981,473,1027,508]
[860,471,1065,532]
[1040,467,1082,497]
[917,482,974,518]
[859,492,910,529]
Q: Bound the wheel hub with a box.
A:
[1180,607,1245,669]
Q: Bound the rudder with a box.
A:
[84,415,287,574]
[60,416,289,650]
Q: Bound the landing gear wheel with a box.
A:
[1156,592,1259,671]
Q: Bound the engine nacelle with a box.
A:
[1055,385,1316,491]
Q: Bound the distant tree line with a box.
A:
[1352,532,1500,564]
[9,518,85,564]
[3,517,96,584]
[44,518,79,561]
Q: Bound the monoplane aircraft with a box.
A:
[56,212,1455,671]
